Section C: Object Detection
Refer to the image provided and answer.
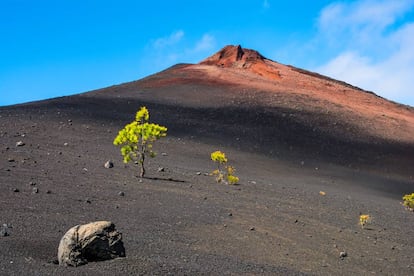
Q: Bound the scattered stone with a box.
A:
[46,190,52,194]
[203,172,209,176]
[196,171,202,175]
[57,221,125,266]
[16,141,25,147]
[29,181,36,186]
[85,199,91,204]
[228,213,233,217]
[339,251,347,259]
[157,167,165,172]
[249,227,255,231]
[13,188,19,193]
[63,142,69,146]
[1,224,11,237]
[118,191,125,197]
[104,160,114,169]
[161,152,167,156]
[32,187,39,194]
[7,158,15,162]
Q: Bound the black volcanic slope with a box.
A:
[1,45,413,275]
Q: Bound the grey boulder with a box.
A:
[58,221,125,266]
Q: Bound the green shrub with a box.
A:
[359,214,371,229]
[114,107,167,178]
[402,193,414,211]
[210,151,239,185]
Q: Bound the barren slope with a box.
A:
[1,45,413,275]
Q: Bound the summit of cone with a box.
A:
[200,44,265,67]
[199,44,282,80]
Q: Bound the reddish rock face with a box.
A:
[200,45,264,68]
[200,45,282,80]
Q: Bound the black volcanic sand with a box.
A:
[1,90,414,275]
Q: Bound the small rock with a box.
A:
[46,190,52,194]
[249,227,255,231]
[104,161,114,169]
[1,224,11,237]
[118,191,125,197]
[63,142,68,146]
[16,141,25,147]
[161,152,167,156]
[339,251,347,259]
[13,188,19,193]
[7,158,15,162]
[29,181,36,186]
[228,213,233,217]
[196,172,202,175]
[85,199,91,204]
[157,167,165,172]
[32,187,39,194]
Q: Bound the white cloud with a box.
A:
[192,34,216,53]
[314,0,414,105]
[153,30,185,49]
[143,32,217,74]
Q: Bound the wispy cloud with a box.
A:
[143,32,217,73]
[192,34,216,53]
[314,0,414,105]
[153,30,185,49]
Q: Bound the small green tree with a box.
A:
[113,107,167,178]
[210,150,239,185]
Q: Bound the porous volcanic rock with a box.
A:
[57,221,125,266]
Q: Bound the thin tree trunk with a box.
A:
[139,143,146,178]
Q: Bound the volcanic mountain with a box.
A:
[1,45,414,275]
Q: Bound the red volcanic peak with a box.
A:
[199,45,282,80]
[200,45,265,68]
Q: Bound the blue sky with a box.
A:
[1,0,414,106]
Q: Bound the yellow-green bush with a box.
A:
[210,151,239,185]
[114,107,167,178]
[402,193,414,211]
[359,214,371,229]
